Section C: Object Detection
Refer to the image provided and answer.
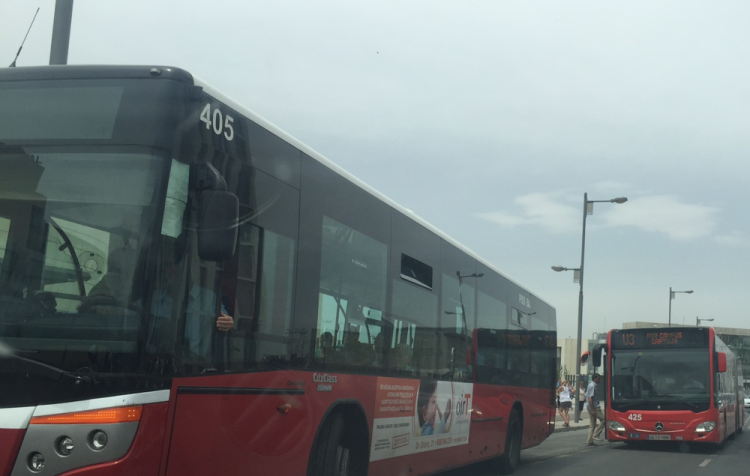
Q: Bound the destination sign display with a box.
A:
[476,329,556,349]
[611,328,709,350]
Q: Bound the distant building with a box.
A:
[557,337,592,383]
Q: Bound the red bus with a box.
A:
[594,327,744,446]
[0,65,557,476]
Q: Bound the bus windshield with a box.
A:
[610,348,711,412]
[0,145,166,405]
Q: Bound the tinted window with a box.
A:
[315,216,388,369]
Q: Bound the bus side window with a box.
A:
[393,342,414,373]
[315,215,388,371]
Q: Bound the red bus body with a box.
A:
[603,327,744,445]
[1,369,555,476]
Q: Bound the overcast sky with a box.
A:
[4,1,750,338]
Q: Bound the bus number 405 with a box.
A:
[200,103,235,141]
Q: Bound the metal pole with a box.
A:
[668,287,672,327]
[457,272,468,336]
[50,0,74,65]
[573,193,588,424]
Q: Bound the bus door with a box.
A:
[469,329,508,460]
[589,343,607,408]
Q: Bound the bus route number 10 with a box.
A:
[200,103,235,141]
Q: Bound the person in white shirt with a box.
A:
[556,380,573,427]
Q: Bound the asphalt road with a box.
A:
[439,411,750,476]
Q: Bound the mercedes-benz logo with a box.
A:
[655,422,664,431]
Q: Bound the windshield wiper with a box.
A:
[615,394,702,411]
[0,349,95,386]
[612,398,649,410]
[658,394,701,411]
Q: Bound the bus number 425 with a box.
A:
[628,414,642,421]
[200,103,235,141]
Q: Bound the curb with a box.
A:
[553,425,589,433]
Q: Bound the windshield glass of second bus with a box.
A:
[610,349,711,410]
[0,147,163,370]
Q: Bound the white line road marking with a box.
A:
[699,459,711,467]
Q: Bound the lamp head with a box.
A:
[551,266,565,272]
[611,197,628,204]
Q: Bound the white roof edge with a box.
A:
[0,406,34,429]
[192,76,554,308]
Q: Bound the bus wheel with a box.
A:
[498,409,522,474]
[312,412,351,476]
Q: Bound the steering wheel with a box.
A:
[78,294,142,315]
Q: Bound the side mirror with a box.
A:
[197,190,239,261]
[592,344,605,368]
[716,352,727,373]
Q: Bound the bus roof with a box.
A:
[192,74,553,307]
[0,64,554,309]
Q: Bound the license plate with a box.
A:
[647,435,671,441]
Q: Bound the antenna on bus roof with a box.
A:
[9,7,41,67]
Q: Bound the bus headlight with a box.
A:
[607,421,626,432]
[89,430,108,450]
[56,436,74,456]
[28,452,45,472]
[694,421,716,433]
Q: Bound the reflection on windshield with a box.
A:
[0,148,163,372]
[611,349,710,410]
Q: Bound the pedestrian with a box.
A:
[577,380,586,413]
[585,373,605,446]
[557,379,573,427]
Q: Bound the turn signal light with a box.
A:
[30,406,143,425]
[277,404,292,414]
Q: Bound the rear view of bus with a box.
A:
[606,327,744,445]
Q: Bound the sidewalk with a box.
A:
[553,408,592,432]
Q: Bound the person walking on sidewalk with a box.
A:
[577,380,586,413]
[557,380,573,427]
[586,373,605,446]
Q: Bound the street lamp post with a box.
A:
[696,317,713,327]
[456,272,483,336]
[446,272,483,381]
[668,288,694,327]
[552,193,627,423]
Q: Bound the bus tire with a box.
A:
[498,409,522,474]
[311,410,367,476]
